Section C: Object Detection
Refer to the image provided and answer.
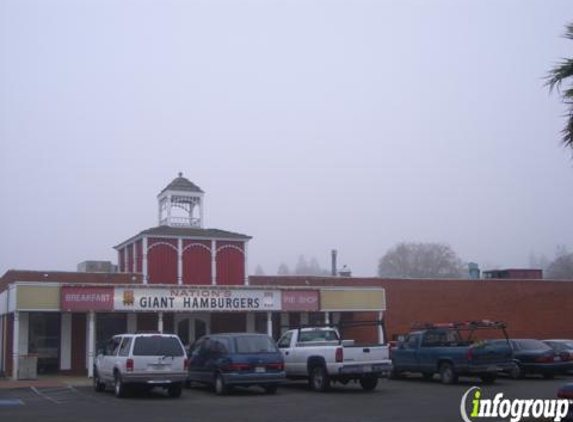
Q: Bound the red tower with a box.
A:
[114,173,251,285]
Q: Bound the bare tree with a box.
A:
[378,242,465,278]
[254,265,265,275]
[278,255,330,276]
[295,255,309,275]
[277,263,290,275]
[545,247,573,279]
[528,252,550,271]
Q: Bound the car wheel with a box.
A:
[93,369,105,392]
[264,384,278,395]
[480,374,496,385]
[359,377,378,391]
[310,366,330,392]
[168,382,183,398]
[214,373,228,396]
[439,363,458,385]
[114,372,127,398]
[510,363,525,379]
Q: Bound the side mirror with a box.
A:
[96,347,105,356]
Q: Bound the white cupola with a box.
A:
[157,172,204,228]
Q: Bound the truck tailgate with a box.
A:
[342,345,390,364]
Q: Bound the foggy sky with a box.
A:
[1,0,572,277]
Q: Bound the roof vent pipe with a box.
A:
[331,249,338,277]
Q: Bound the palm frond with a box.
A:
[563,110,573,149]
[565,23,573,40]
[546,59,573,92]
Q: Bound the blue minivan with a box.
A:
[188,333,286,395]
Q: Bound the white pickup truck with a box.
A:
[277,326,392,391]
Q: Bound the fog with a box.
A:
[1,0,572,277]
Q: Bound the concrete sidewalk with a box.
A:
[0,376,92,390]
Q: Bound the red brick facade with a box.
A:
[250,276,573,341]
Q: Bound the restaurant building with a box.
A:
[0,175,386,379]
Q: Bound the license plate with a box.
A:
[148,364,166,371]
[555,357,562,362]
[255,366,266,373]
[363,365,372,373]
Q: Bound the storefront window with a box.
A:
[308,312,324,326]
[255,312,267,334]
[177,319,189,347]
[96,313,127,346]
[28,313,60,374]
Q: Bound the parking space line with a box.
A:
[0,398,24,406]
[30,386,64,404]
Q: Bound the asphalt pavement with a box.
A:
[0,375,571,422]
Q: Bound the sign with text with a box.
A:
[114,287,282,312]
[281,290,320,311]
[61,286,114,311]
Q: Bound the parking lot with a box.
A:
[0,375,571,422]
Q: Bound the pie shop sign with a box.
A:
[114,287,282,312]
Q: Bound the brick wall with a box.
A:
[250,276,573,341]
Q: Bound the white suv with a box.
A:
[93,333,188,398]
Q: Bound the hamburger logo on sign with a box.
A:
[123,290,134,306]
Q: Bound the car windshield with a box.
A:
[516,340,552,351]
[132,336,184,356]
[558,341,573,349]
[234,336,278,353]
[299,330,339,342]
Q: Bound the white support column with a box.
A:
[300,312,309,327]
[124,246,129,273]
[12,312,19,380]
[87,311,95,378]
[158,312,164,333]
[127,313,137,333]
[246,312,255,333]
[280,312,289,335]
[3,315,7,376]
[132,242,137,273]
[142,237,148,284]
[0,315,4,375]
[2,314,8,373]
[177,239,183,285]
[199,198,204,228]
[378,312,385,344]
[167,194,172,224]
[243,242,249,285]
[60,313,72,371]
[324,312,330,325]
[266,312,273,338]
[211,240,217,285]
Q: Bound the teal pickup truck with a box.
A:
[390,321,514,384]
